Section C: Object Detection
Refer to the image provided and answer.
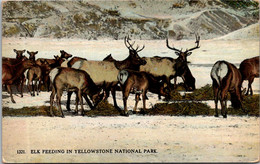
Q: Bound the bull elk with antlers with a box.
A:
[165,34,200,91]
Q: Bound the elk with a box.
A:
[67,56,88,67]
[165,34,200,90]
[211,60,245,118]
[2,49,27,65]
[68,36,146,110]
[49,67,104,117]
[117,69,170,116]
[35,50,71,66]
[2,49,28,97]
[2,59,35,103]
[26,51,42,96]
[239,56,259,95]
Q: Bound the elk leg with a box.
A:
[56,89,64,118]
[83,94,94,110]
[133,94,140,114]
[20,77,24,98]
[140,91,147,115]
[32,80,36,96]
[7,85,15,103]
[248,77,254,96]
[213,82,219,117]
[122,85,132,116]
[66,91,73,111]
[49,88,56,117]
[220,90,228,118]
[75,92,79,114]
[111,85,120,110]
[77,90,84,116]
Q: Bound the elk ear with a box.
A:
[13,49,17,53]
[187,52,192,56]
[175,52,180,56]
[23,50,26,53]
[60,50,64,53]
[27,51,30,54]
[35,51,38,54]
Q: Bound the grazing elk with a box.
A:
[211,60,244,118]
[2,59,35,103]
[26,51,42,96]
[165,34,200,90]
[68,36,146,110]
[239,56,259,95]
[117,69,170,116]
[49,67,105,117]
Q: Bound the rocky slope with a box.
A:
[2,0,259,40]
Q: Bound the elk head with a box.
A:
[166,34,200,62]
[27,51,38,61]
[14,49,26,60]
[124,36,147,66]
[60,50,72,59]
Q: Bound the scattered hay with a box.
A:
[84,100,121,117]
[2,105,60,117]
[146,102,214,116]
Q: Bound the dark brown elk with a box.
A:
[2,49,27,65]
[49,67,104,117]
[39,56,65,92]
[239,56,259,95]
[26,51,42,96]
[68,36,146,110]
[35,50,71,66]
[2,59,35,103]
[117,69,170,116]
[211,60,245,118]
[164,34,200,90]
[2,49,28,97]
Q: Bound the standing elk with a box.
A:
[2,59,35,103]
[118,69,170,116]
[2,49,28,97]
[26,51,42,96]
[2,49,26,65]
[239,56,259,95]
[165,34,200,90]
[211,60,245,118]
[35,50,71,66]
[68,36,146,111]
[49,67,104,117]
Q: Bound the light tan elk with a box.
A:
[239,56,259,95]
[2,59,35,103]
[118,69,170,116]
[69,36,146,110]
[211,60,245,118]
[49,67,105,117]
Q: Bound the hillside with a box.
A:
[2,0,259,40]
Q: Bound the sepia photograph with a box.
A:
[1,0,259,163]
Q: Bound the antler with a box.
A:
[185,34,200,52]
[124,35,145,52]
[124,36,135,50]
[166,37,182,53]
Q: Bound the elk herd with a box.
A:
[2,36,259,118]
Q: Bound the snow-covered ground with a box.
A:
[2,38,259,163]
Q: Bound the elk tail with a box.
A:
[117,70,129,85]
